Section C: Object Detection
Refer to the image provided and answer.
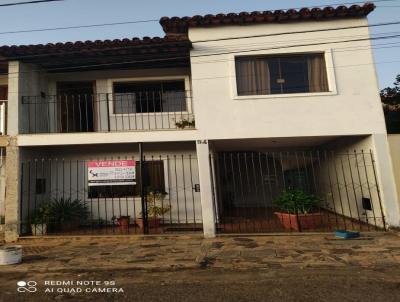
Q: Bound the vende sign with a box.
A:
[87,160,136,186]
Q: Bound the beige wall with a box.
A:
[389,134,400,207]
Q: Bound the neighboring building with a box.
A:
[0,2,399,242]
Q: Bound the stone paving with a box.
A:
[1,232,400,273]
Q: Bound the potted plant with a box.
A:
[115,215,131,232]
[135,191,171,229]
[30,202,51,236]
[49,198,89,232]
[274,190,323,231]
[175,118,195,129]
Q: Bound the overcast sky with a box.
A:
[0,0,398,88]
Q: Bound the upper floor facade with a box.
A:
[0,2,387,146]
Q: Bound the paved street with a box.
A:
[1,233,400,301]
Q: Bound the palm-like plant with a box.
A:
[49,198,89,226]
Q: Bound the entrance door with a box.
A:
[57,82,94,132]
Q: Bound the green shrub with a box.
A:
[146,191,171,218]
[30,202,51,224]
[49,198,89,225]
[276,190,320,214]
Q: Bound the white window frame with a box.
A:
[230,49,338,100]
[0,101,6,135]
[107,76,192,116]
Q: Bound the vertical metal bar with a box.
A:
[27,97,31,133]
[159,91,164,129]
[354,150,370,230]
[48,158,52,222]
[294,152,302,232]
[369,150,386,230]
[244,153,256,232]
[158,155,165,226]
[130,155,135,234]
[34,159,38,214]
[19,162,24,234]
[181,155,188,224]
[209,152,217,232]
[72,95,76,132]
[339,154,355,229]
[251,152,262,232]
[361,150,378,229]
[55,158,59,201]
[131,93,137,131]
[106,94,111,132]
[85,94,89,132]
[230,153,240,233]
[26,161,31,230]
[139,92,144,130]
[153,91,157,129]
[222,153,230,232]
[189,154,196,225]
[146,92,151,130]
[271,152,281,231]
[331,151,347,229]
[96,94,102,132]
[174,155,180,224]
[237,153,246,233]
[324,151,340,229]
[167,155,172,224]
[139,143,148,234]
[46,96,51,133]
[64,95,69,132]
[34,97,37,133]
[258,152,269,232]
[78,95,82,132]
[346,152,362,230]
[309,151,328,230]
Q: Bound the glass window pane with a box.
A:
[113,81,186,113]
[235,53,328,96]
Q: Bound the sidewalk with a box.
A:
[1,232,400,273]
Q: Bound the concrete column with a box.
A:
[196,140,216,238]
[4,137,20,242]
[371,133,400,228]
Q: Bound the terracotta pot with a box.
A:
[274,212,324,231]
[31,224,47,236]
[117,216,131,232]
[135,217,161,229]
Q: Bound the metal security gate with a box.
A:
[210,150,386,234]
[19,152,203,236]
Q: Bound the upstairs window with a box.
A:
[113,80,186,114]
[235,53,329,96]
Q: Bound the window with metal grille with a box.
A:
[113,80,186,114]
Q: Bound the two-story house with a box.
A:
[1,2,399,242]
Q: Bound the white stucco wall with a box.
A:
[189,18,386,140]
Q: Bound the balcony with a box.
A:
[20,91,194,134]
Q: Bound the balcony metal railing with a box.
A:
[21,91,194,134]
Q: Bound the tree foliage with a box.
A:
[381,74,400,133]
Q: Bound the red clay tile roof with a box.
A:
[160,3,376,36]
[0,35,191,59]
